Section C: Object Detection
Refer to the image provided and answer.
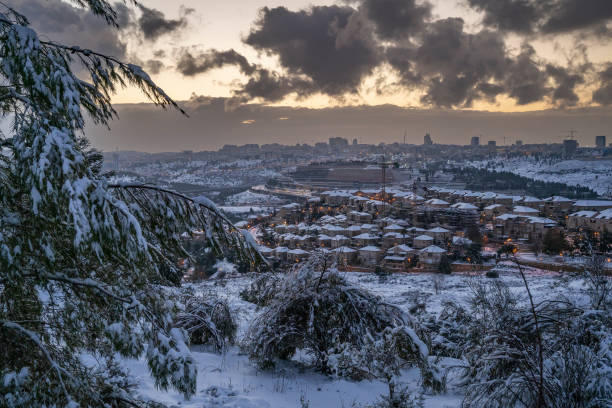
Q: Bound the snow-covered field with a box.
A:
[468,157,612,195]
[124,265,590,408]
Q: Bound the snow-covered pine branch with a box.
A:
[0,2,260,407]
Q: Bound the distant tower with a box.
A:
[470,136,480,146]
[403,129,407,144]
[596,135,606,148]
[352,138,358,146]
[424,132,433,145]
[563,130,578,157]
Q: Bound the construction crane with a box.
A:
[377,155,393,213]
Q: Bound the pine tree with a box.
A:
[0,2,260,407]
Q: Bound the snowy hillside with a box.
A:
[468,157,612,195]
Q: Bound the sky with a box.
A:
[7,0,612,151]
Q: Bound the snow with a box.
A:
[468,157,612,195]
[124,267,594,408]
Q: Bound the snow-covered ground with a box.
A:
[124,265,590,408]
[226,190,284,206]
[468,157,612,195]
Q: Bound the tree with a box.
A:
[0,3,260,407]
[466,223,482,243]
[542,229,568,255]
[438,254,452,274]
[466,243,483,265]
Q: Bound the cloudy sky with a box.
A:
[8,0,612,150]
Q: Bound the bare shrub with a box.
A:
[176,292,237,352]
[583,255,611,310]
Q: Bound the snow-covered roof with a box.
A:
[258,246,274,253]
[513,206,539,213]
[420,245,446,254]
[359,245,381,252]
[349,210,371,216]
[288,248,309,254]
[384,224,404,230]
[331,234,348,241]
[526,216,557,225]
[497,213,519,220]
[595,208,612,220]
[387,244,413,253]
[354,233,379,240]
[570,210,597,218]
[425,198,449,205]
[322,224,345,231]
[484,204,503,210]
[384,255,405,261]
[234,221,249,228]
[414,234,434,241]
[281,202,301,209]
[428,227,450,233]
[451,202,478,210]
[274,246,289,252]
[308,197,321,202]
[522,196,543,203]
[573,200,612,208]
[544,196,572,202]
[383,232,405,238]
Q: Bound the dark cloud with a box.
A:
[6,0,131,58]
[542,0,612,34]
[360,0,431,39]
[145,59,165,75]
[467,0,612,35]
[244,6,381,96]
[137,4,192,41]
[409,18,508,107]
[234,69,314,103]
[168,2,608,110]
[467,0,544,33]
[504,45,550,105]
[593,65,612,105]
[546,64,584,106]
[176,49,256,76]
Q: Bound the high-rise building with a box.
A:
[424,133,433,145]
[515,140,523,146]
[487,140,496,147]
[563,139,578,157]
[329,137,349,149]
[596,135,606,148]
[470,136,480,146]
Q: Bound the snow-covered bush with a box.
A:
[241,254,431,382]
[443,279,612,408]
[210,259,238,280]
[240,272,283,306]
[176,292,237,352]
